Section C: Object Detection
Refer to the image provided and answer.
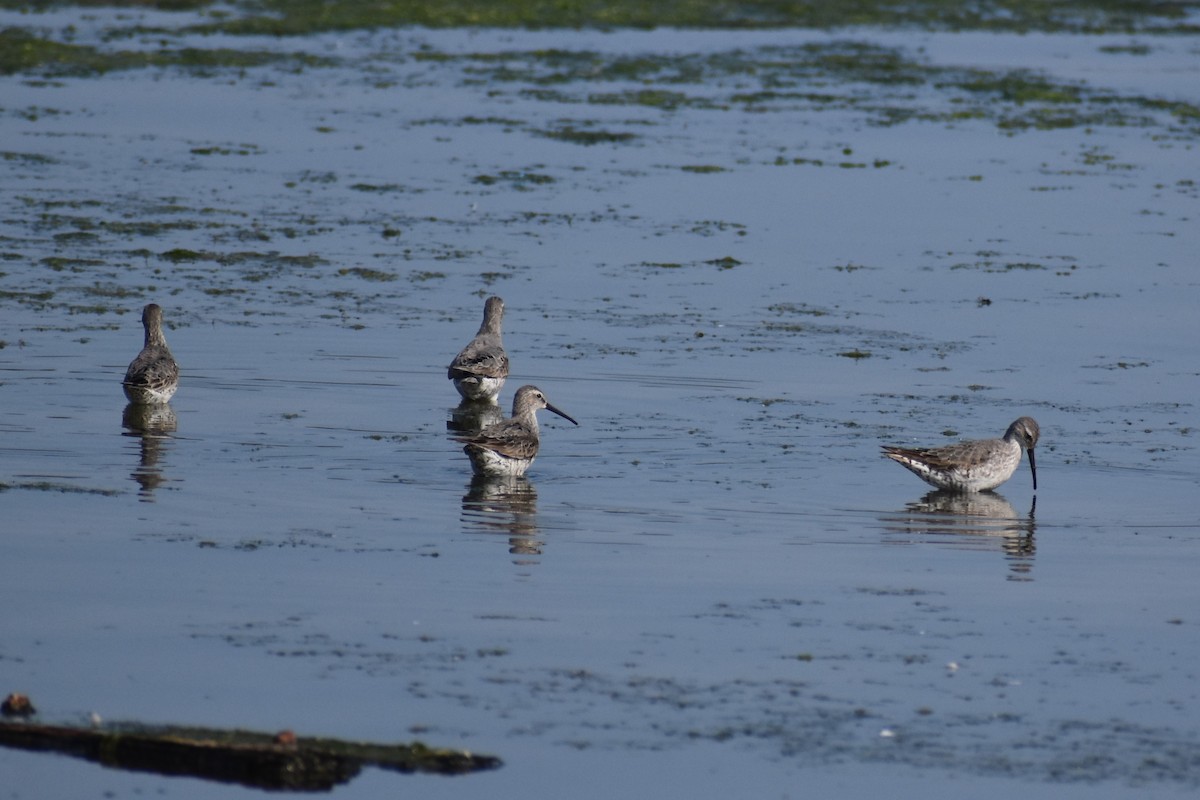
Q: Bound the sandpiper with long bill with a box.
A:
[457,385,577,477]
[882,417,1039,492]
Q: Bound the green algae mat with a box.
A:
[0,717,501,790]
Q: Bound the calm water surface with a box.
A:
[1,11,1198,798]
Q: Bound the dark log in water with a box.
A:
[0,719,501,791]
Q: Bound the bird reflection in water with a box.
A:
[881,490,1037,580]
[121,402,177,501]
[461,476,541,561]
[446,399,504,437]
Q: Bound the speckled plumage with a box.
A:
[448,296,509,402]
[123,303,179,405]
[457,385,577,477]
[882,417,1039,493]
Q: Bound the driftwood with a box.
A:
[0,718,501,791]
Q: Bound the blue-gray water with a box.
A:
[2,12,1198,798]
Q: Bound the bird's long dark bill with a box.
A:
[546,402,579,426]
[1027,448,1037,491]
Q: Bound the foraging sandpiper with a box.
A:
[882,417,1039,492]
[123,303,179,405]
[448,296,509,402]
[457,385,577,478]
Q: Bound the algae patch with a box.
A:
[538,126,637,145]
[472,170,556,188]
[337,267,398,282]
[158,0,1200,36]
[0,28,332,78]
[418,41,1200,137]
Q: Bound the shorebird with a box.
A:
[457,385,577,477]
[882,417,1039,493]
[448,296,509,402]
[122,303,179,405]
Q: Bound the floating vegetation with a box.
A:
[40,257,105,272]
[779,155,893,168]
[350,183,406,193]
[0,716,500,791]
[52,231,98,243]
[160,248,207,263]
[1085,360,1152,370]
[165,0,1200,36]
[82,283,140,298]
[472,170,556,188]
[690,219,747,236]
[190,144,263,156]
[4,19,1195,139]
[408,40,1200,137]
[0,289,55,305]
[1099,43,1153,55]
[337,267,398,282]
[588,89,701,110]
[957,70,1084,104]
[159,249,327,268]
[103,220,204,237]
[1,150,58,165]
[768,303,832,317]
[950,259,1049,272]
[538,127,636,145]
[293,170,338,185]
[0,481,120,496]
[0,28,333,78]
[479,271,511,285]
[457,115,526,126]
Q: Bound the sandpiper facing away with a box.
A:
[123,303,179,405]
[882,417,1039,493]
[457,385,577,478]
[448,296,509,402]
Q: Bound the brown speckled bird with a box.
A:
[457,385,577,477]
[123,303,179,405]
[882,417,1039,493]
[448,296,509,402]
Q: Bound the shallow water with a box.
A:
[2,10,1199,798]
